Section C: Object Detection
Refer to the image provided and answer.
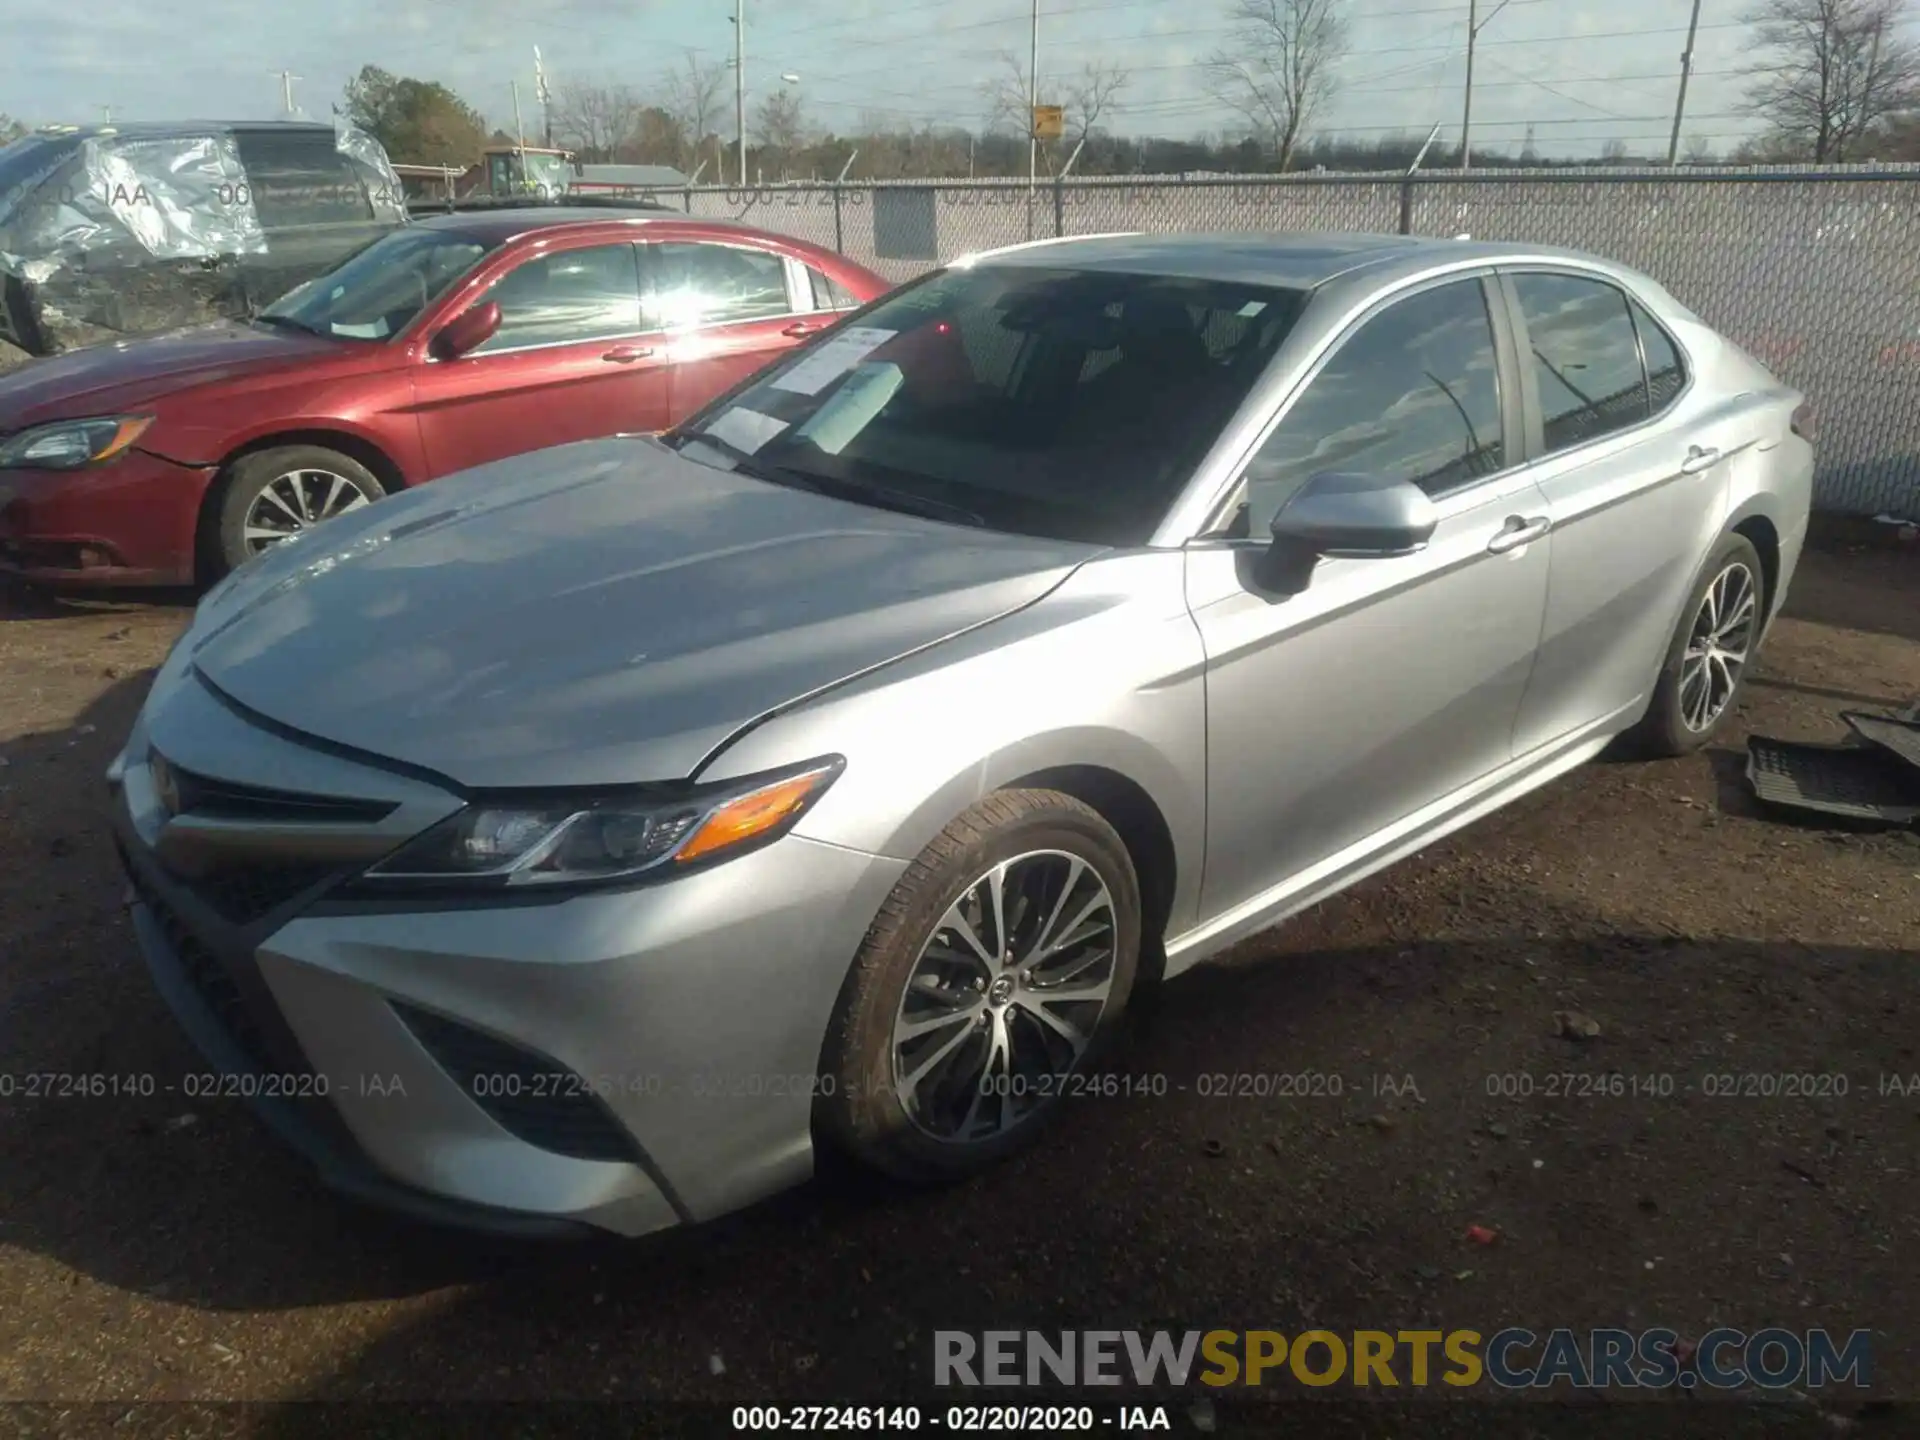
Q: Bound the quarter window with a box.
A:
[1243,277,1505,532]
[1631,299,1686,412]
[471,243,643,353]
[1510,273,1650,454]
[645,241,792,328]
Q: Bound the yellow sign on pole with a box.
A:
[1031,105,1065,141]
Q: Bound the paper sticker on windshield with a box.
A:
[1237,300,1267,317]
[772,326,898,396]
[703,406,789,456]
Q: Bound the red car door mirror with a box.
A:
[432,301,503,360]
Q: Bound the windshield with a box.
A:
[672,264,1307,546]
[258,226,497,340]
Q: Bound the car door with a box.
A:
[411,239,671,478]
[639,237,820,425]
[1186,273,1555,922]
[1497,269,1731,757]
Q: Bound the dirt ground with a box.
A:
[0,528,1916,1437]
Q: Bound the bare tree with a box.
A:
[550,81,647,162]
[979,50,1036,138]
[1740,0,1920,161]
[752,87,809,179]
[1203,0,1350,170]
[661,52,727,175]
[979,51,1131,170]
[1683,133,1717,164]
[1062,60,1130,149]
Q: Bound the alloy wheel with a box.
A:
[890,850,1118,1144]
[242,468,375,556]
[1679,560,1757,733]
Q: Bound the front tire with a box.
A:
[1629,531,1765,757]
[210,444,388,581]
[817,789,1142,1184]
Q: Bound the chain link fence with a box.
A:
[653,167,1920,518]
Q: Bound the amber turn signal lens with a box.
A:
[674,764,838,863]
[93,416,154,463]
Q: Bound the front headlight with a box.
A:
[360,757,844,890]
[0,415,154,471]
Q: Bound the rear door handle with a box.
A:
[1680,444,1722,474]
[1487,514,1551,554]
[781,320,828,338]
[603,345,656,363]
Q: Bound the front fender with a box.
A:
[698,550,1211,938]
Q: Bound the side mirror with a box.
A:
[431,300,502,360]
[1268,470,1439,559]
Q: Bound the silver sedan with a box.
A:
[110,231,1812,1237]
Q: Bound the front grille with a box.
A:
[124,855,292,1080]
[393,1002,640,1165]
[153,751,397,825]
[179,863,342,925]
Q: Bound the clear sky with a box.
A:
[0,0,1834,159]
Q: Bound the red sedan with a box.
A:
[0,208,888,588]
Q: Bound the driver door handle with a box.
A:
[1680,444,1723,474]
[1487,514,1551,554]
[781,319,829,338]
[602,345,656,363]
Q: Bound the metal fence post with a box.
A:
[1053,175,1065,238]
[1398,176,1414,235]
[834,183,845,255]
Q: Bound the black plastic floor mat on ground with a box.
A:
[1745,736,1920,825]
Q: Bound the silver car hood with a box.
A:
[184,436,1095,790]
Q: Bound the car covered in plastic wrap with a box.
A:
[0,119,407,359]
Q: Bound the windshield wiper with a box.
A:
[253,313,321,337]
[803,473,988,529]
[669,430,986,528]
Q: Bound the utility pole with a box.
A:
[271,71,301,116]
[1666,0,1702,166]
[512,80,527,167]
[1027,0,1039,238]
[734,0,747,187]
[1460,0,1511,170]
[534,46,553,149]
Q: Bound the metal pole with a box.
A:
[735,0,747,188]
[1027,0,1039,240]
[1460,0,1509,171]
[512,81,526,156]
[1461,0,1475,170]
[1666,0,1702,166]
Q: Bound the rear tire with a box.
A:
[210,444,388,581]
[817,789,1142,1184]
[1628,531,1766,757]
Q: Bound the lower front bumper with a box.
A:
[0,451,215,588]
[127,897,599,1241]
[116,785,908,1238]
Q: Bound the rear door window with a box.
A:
[807,264,861,312]
[1509,272,1651,454]
[644,241,794,328]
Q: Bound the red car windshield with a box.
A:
[258,227,497,341]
